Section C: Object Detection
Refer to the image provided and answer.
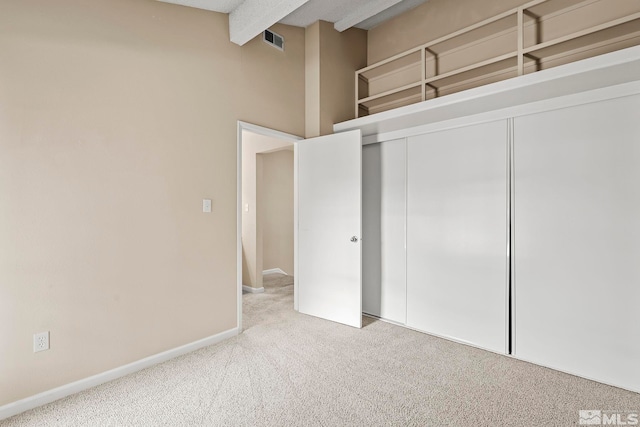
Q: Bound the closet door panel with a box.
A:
[406,120,508,353]
[362,139,407,324]
[513,94,640,392]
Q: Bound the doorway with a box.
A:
[236,122,302,331]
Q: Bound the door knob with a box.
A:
[350,236,359,243]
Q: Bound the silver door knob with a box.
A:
[350,236,359,243]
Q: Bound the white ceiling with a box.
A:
[158,0,244,14]
[157,0,428,45]
[280,0,428,30]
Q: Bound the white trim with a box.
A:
[365,312,640,394]
[242,285,265,294]
[402,319,508,357]
[360,80,640,145]
[362,312,406,327]
[0,327,238,421]
[237,121,302,332]
[239,122,303,143]
[507,354,640,395]
[293,144,299,311]
[262,268,287,275]
[237,122,243,332]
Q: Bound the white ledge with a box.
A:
[335,45,640,138]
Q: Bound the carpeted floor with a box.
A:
[3,273,640,426]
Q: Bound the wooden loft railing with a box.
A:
[355,0,640,118]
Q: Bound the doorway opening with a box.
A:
[236,122,302,331]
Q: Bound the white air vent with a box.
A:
[263,29,284,51]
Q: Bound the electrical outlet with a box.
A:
[33,331,49,353]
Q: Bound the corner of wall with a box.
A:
[305,20,368,137]
[305,22,321,138]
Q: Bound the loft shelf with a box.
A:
[525,0,595,17]
[355,0,640,118]
[523,14,640,57]
[522,12,640,55]
[428,14,517,55]
[359,49,421,81]
[359,85,422,116]
[424,52,518,86]
[359,82,422,105]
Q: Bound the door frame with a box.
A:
[236,121,303,332]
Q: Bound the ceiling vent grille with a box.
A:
[263,29,284,51]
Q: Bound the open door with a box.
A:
[296,130,362,328]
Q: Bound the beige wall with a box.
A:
[241,131,293,289]
[0,0,304,406]
[305,22,321,138]
[306,21,367,137]
[260,150,294,275]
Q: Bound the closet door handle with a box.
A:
[350,236,359,243]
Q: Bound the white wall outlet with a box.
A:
[33,331,50,353]
[202,199,212,213]
[245,203,249,212]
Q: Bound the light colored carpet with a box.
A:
[3,273,640,426]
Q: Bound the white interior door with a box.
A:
[297,130,362,328]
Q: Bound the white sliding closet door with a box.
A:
[513,94,640,392]
[407,120,508,353]
[362,139,406,324]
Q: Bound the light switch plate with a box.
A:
[203,199,212,213]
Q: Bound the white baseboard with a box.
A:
[262,268,287,276]
[0,327,239,421]
[242,285,265,293]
